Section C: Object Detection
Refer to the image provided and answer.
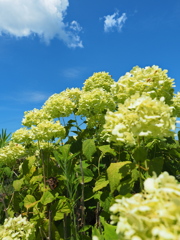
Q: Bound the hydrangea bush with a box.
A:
[103,93,176,146]
[0,215,35,240]
[111,65,175,105]
[0,142,25,166]
[0,66,180,240]
[110,172,180,240]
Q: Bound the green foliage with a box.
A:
[0,129,11,148]
[0,67,180,239]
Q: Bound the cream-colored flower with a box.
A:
[0,142,25,166]
[61,88,82,104]
[0,215,35,240]
[77,88,116,116]
[103,93,176,146]
[43,92,75,118]
[83,72,114,92]
[110,172,180,240]
[12,128,34,144]
[111,65,175,105]
[92,236,99,240]
[22,108,52,127]
[172,92,180,117]
[76,88,116,127]
[31,120,66,141]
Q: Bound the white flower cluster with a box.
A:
[103,93,176,146]
[43,92,75,118]
[12,121,65,143]
[83,72,114,92]
[172,92,180,117]
[61,88,82,104]
[77,88,116,117]
[111,65,175,105]
[0,142,25,166]
[22,108,52,127]
[0,215,35,240]
[12,128,34,144]
[31,120,66,141]
[110,172,180,240]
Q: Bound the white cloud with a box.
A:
[0,91,49,103]
[0,0,83,47]
[22,91,49,103]
[104,11,127,32]
[63,67,84,79]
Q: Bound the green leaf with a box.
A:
[92,227,105,240]
[82,139,96,160]
[132,146,147,162]
[77,167,94,183]
[79,225,92,233]
[100,217,118,240]
[30,175,43,184]
[13,178,24,191]
[169,149,180,158]
[3,167,12,177]
[147,157,164,175]
[54,199,71,221]
[100,191,114,213]
[98,145,116,156]
[107,161,135,193]
[22,159,29,175]
[93,175,109,192]
[117,177,135,195]
[27,156,36,168]
[59,144,71,159]
[40,191,55,205]
[24,195,38,209]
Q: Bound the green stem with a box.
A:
[138,162,143,191]
[63,213,67,240]
[79,156,85,230]
[71,205,79,240]
[48,206,52,240]
[98,153,103,176]
[40,149,46,188]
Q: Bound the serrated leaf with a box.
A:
[82,139,96,160]
[30,175,43,184]
[147,157,164,175]
[40,191,55,205]
[27,156,36,168]
[24,195,38,209]
[77,168,94,183]
[98,145,116,156]
[93,175,109,192]
[117,178,135,195]
[100,217,119,240]
[107,161,134,193]
[13,178,24,191]
[132,147,147,162]
[54,199,71,221]
[100,191,114,213]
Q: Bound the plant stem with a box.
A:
[0,193,8,218]
[40,149,46,187]
[63,213,67,240]
[79,156,85,231]
[48,206,52,240]
[98,153,103,176]
[138,162,143,191]
[95,201,101,230]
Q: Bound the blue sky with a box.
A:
[0,0,180,133]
